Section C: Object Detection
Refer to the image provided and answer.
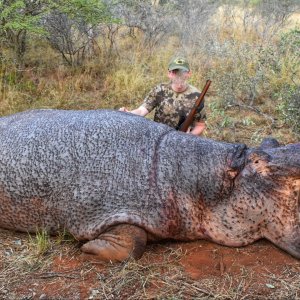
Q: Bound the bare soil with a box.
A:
[1,228,299,300]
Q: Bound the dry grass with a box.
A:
[0,229,79,298]
[0,44,177,115]
[90,250,300,300]
[1,8,299,140]
[204,96,298,146]
[1,230,300,299]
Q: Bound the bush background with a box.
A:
[0,0,299,145]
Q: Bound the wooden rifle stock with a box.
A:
[178,79,211,132]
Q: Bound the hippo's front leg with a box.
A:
[81,224,147,262]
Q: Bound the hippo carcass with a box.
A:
[0,109,299,262]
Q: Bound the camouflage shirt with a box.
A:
[142,83,206,129]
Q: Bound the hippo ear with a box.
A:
[227,144,247,179]
[259,137,280,149]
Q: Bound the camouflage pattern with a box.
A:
[142,83,206,129]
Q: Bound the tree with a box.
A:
[43,0,116,66]
[111,0,173,50]
[0,0,115,67]
[0,0,47,68]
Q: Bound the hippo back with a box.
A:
[0,109,241,241]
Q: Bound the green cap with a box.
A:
[168,57,190,71]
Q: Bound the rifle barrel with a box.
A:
[179,79,211,132]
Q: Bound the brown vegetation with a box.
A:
[1,228,300,299]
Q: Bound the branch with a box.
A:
[37,272,80,279]
[227,102,276,126]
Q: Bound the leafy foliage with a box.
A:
[0,0,299,138]
[0,0,115,66]
[51,0,114,25]
[277,86,300,135]
[0,0,45,33]
[44,0,116,65]
[0,0,49,66]
[274,29,300,134]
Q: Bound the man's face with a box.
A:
[168,69,191,92]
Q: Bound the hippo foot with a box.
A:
[81,224,147,262]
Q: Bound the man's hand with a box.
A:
[119,106,149,117]
[190,121,206,136]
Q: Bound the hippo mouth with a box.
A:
[233,140,300,259]
[268,163,300,180]
[264,143,300,180]
[274,179,300,259]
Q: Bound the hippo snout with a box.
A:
[264,143,300,179]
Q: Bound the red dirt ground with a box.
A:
[1,228,299,299]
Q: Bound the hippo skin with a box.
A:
[0,109,299,262]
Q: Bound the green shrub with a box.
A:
[208,40,281,107]
[277,86,300,135]
[273,29,300,135]
[28,229,52,256]
[279,28,300,54]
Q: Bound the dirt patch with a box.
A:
[0,229,299,299]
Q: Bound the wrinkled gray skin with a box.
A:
[0,109,299,261]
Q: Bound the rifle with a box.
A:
[178,79,211,132]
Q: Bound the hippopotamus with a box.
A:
[0,109,299,262]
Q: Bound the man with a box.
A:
[119,57,206,136]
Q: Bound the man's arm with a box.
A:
[119,105,149,117]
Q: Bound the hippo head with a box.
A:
[227,138,300,258]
